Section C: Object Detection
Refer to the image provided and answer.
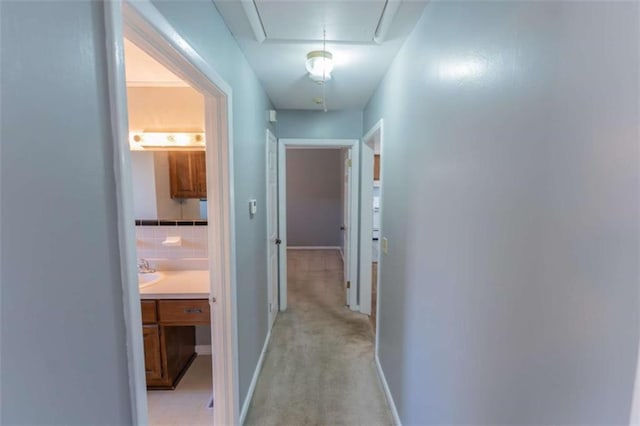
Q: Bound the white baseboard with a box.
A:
[239,330,272,425]
[287,246,341,250]
[195,345,212,355]
[375,355,402,426]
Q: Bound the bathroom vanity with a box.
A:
[139,270,210,390]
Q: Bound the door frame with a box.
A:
[104,2,239,425]
[265,128,278,329]
[278,138,360,311]
[360,120,384,343]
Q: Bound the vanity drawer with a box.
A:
[141,300,157,324]
[158,299,210,325]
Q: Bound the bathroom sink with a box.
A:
[138,272,164,288]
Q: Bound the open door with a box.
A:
[278,138,359,312]
[266,129,279,328]
[342,149,352,305]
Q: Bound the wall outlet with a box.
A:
[382,237,388,255]
[249,199,257,217]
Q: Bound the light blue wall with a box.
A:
[1,0,274,422]
[364,1,639,424]
[150,0,274,407]
[276,110,363,140]
[1,2,132,424]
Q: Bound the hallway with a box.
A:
[245,250,392,425]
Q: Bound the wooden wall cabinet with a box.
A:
[141,299,210,389]
[373,154,381,181]
[168,151,207,199]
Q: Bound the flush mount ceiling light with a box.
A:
[305,50,334,83]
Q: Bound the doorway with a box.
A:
[104,1,238,425]
[360,120,384,336]
[277,139,360,311]
[266,129,278,328]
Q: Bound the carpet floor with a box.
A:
[244,249,393,426]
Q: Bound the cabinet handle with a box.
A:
[184,308,203,314]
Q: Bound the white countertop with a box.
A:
[139,270,209,300]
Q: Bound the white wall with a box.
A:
[286,149,343,247]
[131,151,159,218]
[1,2,132,424]
[127,86,204,132]
[365,1,639,424]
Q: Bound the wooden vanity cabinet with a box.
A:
[142,325,162,380]
[168,151,207,199]
[141,299,209,390]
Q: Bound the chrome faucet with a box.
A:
[138,258,156,273]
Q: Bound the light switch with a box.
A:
[381,237,388,255]
[249,199,257,217]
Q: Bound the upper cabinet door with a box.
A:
[169,151,207,199]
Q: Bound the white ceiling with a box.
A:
[213,0,427,111]
[124,39,188,87]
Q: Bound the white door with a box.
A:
[342,150,351,305]
[266,129,279,328]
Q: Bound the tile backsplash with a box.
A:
[135,225,208,270]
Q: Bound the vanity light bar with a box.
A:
[129,132,205,149]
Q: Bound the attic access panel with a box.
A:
[254,0,387,42]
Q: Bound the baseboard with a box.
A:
[195,345,211,355]
[375,355,402,426]
[239,330,272,425]
[287,246,341,250]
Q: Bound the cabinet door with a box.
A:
[194,151,207,195]
[142,325,163,380]
[169,151,207,199]
[373,154,381,181]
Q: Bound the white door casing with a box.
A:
[342,150,352,305]
[277,138,360,311]
[266,129,278,328]
[105,2,240,424]
[360,120,384,353]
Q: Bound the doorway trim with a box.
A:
[265,128,279,329]
[359,120,384,318]
[278,138,360,311]
[360,120,384,352]
[104,2,239,425]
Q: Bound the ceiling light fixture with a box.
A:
[305,50,334,83]
[306,28,331,112]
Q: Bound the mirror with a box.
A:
[131,150,207,220]
[125,56,206,221]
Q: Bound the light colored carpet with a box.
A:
[244,249,393,426]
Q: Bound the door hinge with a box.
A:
[275,238,282,245]
[269,302,272,312]
[347,159,352,168]
[346,281,351,289]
